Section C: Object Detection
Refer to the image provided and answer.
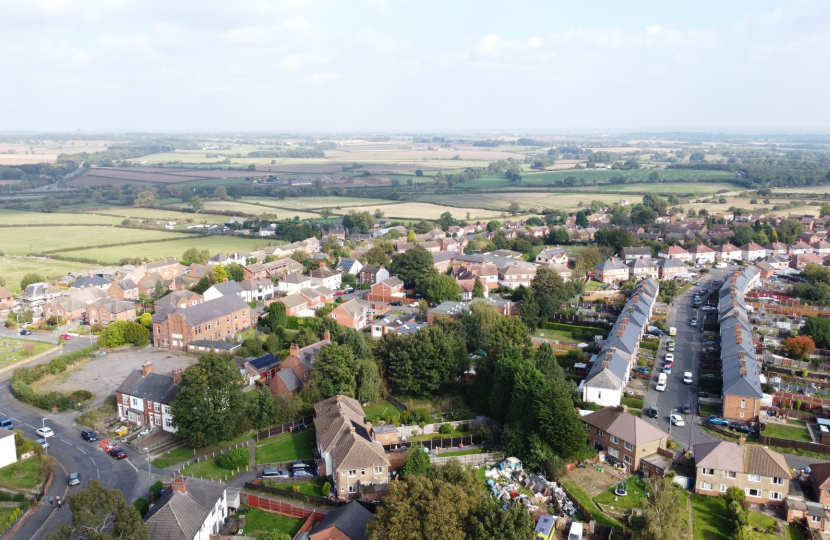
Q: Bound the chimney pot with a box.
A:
[141,362,153,377]
[172,368,182,384]
[740,367,747,376]
[324,329,331,341]
[290,343,299,356]
[602,359,609,369]
[172,477,187,494]
[617,330,623,337]
[336,395,342,402]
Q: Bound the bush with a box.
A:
[216,447,249,470]
[69,390,94,402]
[640,341,659,351]
[150,481,163,500]
[322,482,331,495]
[133,497,150,517]
[439,423,454,434]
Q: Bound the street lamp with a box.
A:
[142,447,152,486]
[668,408,677,436]
[42,418,47,429]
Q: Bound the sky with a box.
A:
[1,0,829,133]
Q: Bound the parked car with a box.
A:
[665,353,674,363]
[343,287,355,294]
[19,329,32,336]
[656,381,667,392]
[683,372,693,384]
[694,281,702,286]
[646,326,663,335]
[730,423,755,435]
[690,317,698,327]
[662,365,672,375]
[633,366,650,375]
[68,472,81,486]
[36,439,49,449]
[36,427,54,438]
[712,280,720,287]
[647,406,659,418]
[703,373,716,379]
[0,418,12,430]
[110,448,128,460]
[670,414,685,427]
[333,291,344,296]
[289,460,310,471]
[292,469,314,477]
[390,301,403,306]
[261,469,290,478]
[708,416,729,426]
[702,305,718,312]
[682,404,692,414]
[80,429,98,442]
[699,391,709,398]
[704,341,718,346]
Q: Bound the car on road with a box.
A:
[60,333,73,340]
[694,281,702,286]
[68,472,81,486]
[343,287,355,294]
[390,301,403,306]
[36,427,54,438]
[81,429,98,442]
[0,419,12,430]
[711,280,720,287]
[666,340,675,352]
[708,416,729,426]
[110,448,128,460]
[682,404,692,414]
[714,262,727,269]
[292,469,314,477]
[36,439,49,449]
[669,327,677,336]
[702,305,718,312]
[670,414,685,426]
[633,366,650,375]
[662,365,672,375]
[647,406,659,418]
[333,290,344,296]
[690,317,697,327]
[683,372,693,384]
[19,329,32,336]
[665,353,674,363]
[656,381,667,392]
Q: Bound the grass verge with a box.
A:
[152,431,254,469]
[0,457,44,489]
[180,457,239,481]
[255,430,314,465]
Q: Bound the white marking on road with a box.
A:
[97,468,100,479]
[125,458,140,472]
[10,417,18,422]
[59,438,72,445]
[77,447,86,455]
[25,424,35,429]
[89,457,96,465]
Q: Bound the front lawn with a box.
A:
[691,494,731,540]
[262,478,327,497]
[561,479,623,530]
[180,456,236,481]
[620,396,644,409]
[255,430,314,465]
[151,431,255,468]
[234,506,305,539]
[762,423,812,443]
[700,404,720,417]
[593,475,647,511]
[0,457,45,489]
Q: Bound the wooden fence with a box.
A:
[255,416,315,441]
[174,440,254,473]
[430,451,503,467]
[385,395,408,412]
[383,435,483,451]
[759,436,830,455]
[244,482,346,507]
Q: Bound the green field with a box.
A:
[580,181,741,194]
[84,207,231,225]
[0,457,44,489]
[59,235,284,264]
[1,226,190,257]
[762,423,812,443]
[240,196,392,210]
[0,210,118,226]
[461,169,736,188]
[165,200,322,219]
[0,256,94,293]
[0,340,56,370]
[332,202,507,220]
[255,429,315,464]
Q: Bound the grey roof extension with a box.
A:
[313,501,374,540]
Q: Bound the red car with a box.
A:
[110,448,128,460]
[60,333,73,340]
[333,291,344,296]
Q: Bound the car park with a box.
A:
[683,372,693,384]
[647,406,659,418]
[81,429,98,442]
[37,439,49,449]
[708,416,729,426]
[670,414,685,426]
[68,472,80,486]
[0,418,12,430]
[36,427,54,438]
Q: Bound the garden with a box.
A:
[230,506,305,539]
[180,446,251,481]
[255,429,315,465]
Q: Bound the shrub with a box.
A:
[292,485,301,493]
[48,357,66,375]
[640,341,659,351]
[133,497,150,517]
[150,481,163,499]
[439,423,454,434]
[69,390,94,402]
[322,482,331,495]
[216,447,249,470]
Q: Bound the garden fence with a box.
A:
[382,435,483,451]
[759,436,830,455]
[430,451,504,467]
[244,482,345,507]
[254,415,315,441]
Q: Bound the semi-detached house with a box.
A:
[115,362,179,432]
[582,406,670,475]
[144,476,228,540]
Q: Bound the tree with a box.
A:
[415,169,424,177]
[783,335,816,361]
[265,302,287,332]
[507,202,520,216]
[472,277,484,299]
[421,274,462,303]
[486,220,501,232]
[41,196,60,213]
[134,190,156,207]
[803,317,830,349]
[170,352,245,447]
[467,497,535,540]
[732,226,754,247]
[153,280,164,298]
[246,388,279,429]
[486,317,532,360]
[595,227,638,253]
[99,321,149,347]
[46,479,148,540]
[365,246,389,266]
[389,247,437,289]
[356,358,381,404]
[575,211,589,227]
[138,313,152,329]
[20,273,44,291]
[401,444,432,478]
[639,476,690,540]
[642,193,668,215]
[531,266,566,307]
[518,294,540,330]
[226,262,245,282]
[181,247,210,266]
[547,228,570,244]
[307,344,360,399]
[213,265,228,283]
[821,202,830,218]
[777,219,804,244]
[191,274,215,294]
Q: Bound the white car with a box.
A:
[665,353,674,363]
[670,414,685,426]
[36,427,54,438]
[656,382,667,392]
[683,372,693,384]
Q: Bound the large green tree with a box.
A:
[401,443,432,478]
[356,358,381,404]
[246,388,279,429]
[390,247,438,288]
[226,262,245,282]
[421,274,462,303]
[170,352,245,447]
[640,477,691,540]
[181,247,211,265]
[46,480,148,540]
[485,316,532,360]
[803,316,830,349]
[20,272,44,291]
[307,343,360,399]
[264,301,287,332]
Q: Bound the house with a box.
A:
[203,280,245,302]
[812,240,830,256]
[144,477,228,540]
[310,266,342,290]
[688,244,716,265]
[246,353,280,383]
[146,257,180,280]
[0,287,14,315]
[658,245,691,262]
[237,278,275,303]
[152,295,251,350]
[269,333,331,396]
[87,298,136,325]
[809,463,830,509]
[627,257,659,281]
[19,282,62,312]
[741,242,767,262]
[791,252,822,270]
[536,247,569,265]
[70,275,111,290]
[310,502,374,540]
[754,261,776,279]
[656,257,688,280]
[314,395,390,501]
[594,257,630,284]
[789,241,814,255]
[278,273,313,294]
[336,258,364,276]
[43,297,88,324]
[155,290,202,310]
[765,242,789,257]
[115,362,179,432]
[368,277,405,303]
[278,294,315,317]
[371,314,415,338]
[498,262,537,289]
[110,280,139,301]
[0,429,16,469]
[693,439,789,505]
[619,247,652,261]
[357,265,389,285]
[416,241,441,254]
[715,243,742,262]
[244,257,304,281]
[328,299,367,330]
[582,406,670,474]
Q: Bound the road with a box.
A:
[641,264,828,472]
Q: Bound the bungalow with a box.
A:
[328,299,368,330]
[658,245,691,262]
[741,242,767,262]
[715,243,742,262]
[335,258,364,276]
[310,502,374,540]
[688,244,716,265]
[70,275,111,290]
[458,278,491,300]
[594,257,630,284]
[310,266,342,290]
[371,314,415,338]
[358,265,389,285]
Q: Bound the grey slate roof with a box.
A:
[71,275,110,288]
[277,369,303,392]
[209,281,244,296]
[187,340,240,351]
[187,295,249,326]
[144,478,226,540]
[717,267,763,399]
[313,502,374,540]
[116,370,178,404]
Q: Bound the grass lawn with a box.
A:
[2,226,189,257]
[748,511,778,538]
[0,256,92,294]
[255,430,314,465]
[234,506,305,539]
[785,523,809,540]
[263,478,327,497]
[180,456,240,481]
[437,448,489,457]
[561,479,623,530]
[0,506,20,526]
[585,280,604,291]
[76,400,116,428]
[692,494,731,540]
[620,397,644,409]
[152,431,255,469]
[593,475,648,511]
[0,340,55,370]
[531,329,578,343]
[0,457,44,489]
[700,404,720,417]
[363,400,396,420]
[787,419,807,427]
[762,423,812,443]
[410,424,476,442]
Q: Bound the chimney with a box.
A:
[336,395,342,402]
[617,330,623,338]
[623,318,629,325]
[172,477,187,494]
[141,362,153,377]
[633,295,639,303]
[349,426,356,434]
[622,404,628,413]
[733,300,738,307]
[324,329,331,341]
[223,278,228,283]
[172,368,182,385]
[289,343,299,356]
[629,306,635,313]
[738,435,746,447]
[740,367,747,376]
[602,359,609,369]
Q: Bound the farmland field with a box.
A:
[82,207,231,225]
[163,201,321,219]
[332,202,507,220]
[461,169,737,189]
[0,210,118,226]
[59,235,283,264]
[0,140,115,165]
[240,196,391,209]
[576,181,742,194]
[422,192,626,212]
[0,226,190,256]
[0,256,94,293]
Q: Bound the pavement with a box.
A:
[640,264,829,472]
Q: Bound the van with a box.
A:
[714,262,727,269]
[669,327,677,336]
[568,522,584,540]
[534,514,555,540]
[572,363,588,374]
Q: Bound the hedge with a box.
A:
[10,343,100,411]
[544,322,608,341]
[217,447,250,470]
[640,341,659,351]
[133,497,150,517]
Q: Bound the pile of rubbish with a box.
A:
[481,457,580,516]
[551,482,577,516]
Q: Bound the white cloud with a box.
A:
[527,35,542,47]
[310,72,339,82]
[646,25,662,34]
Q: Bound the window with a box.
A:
[771,477,784,486]
[155,414,161,425]
[740,399,746,409]
[702,468,714,476]
[624,441,634,452]
[348,484,357,494]
[157,327,161,334]
[608,448,619,458]
[700,482,713,491]
[748,474,761,483]
[596,428,604,436]
[163,406,171,415]
[739,413,744,418]
[720,484,728,493]
[770,492,783,501]
[122,394,129,404]
[585,423,590,431]
[165,417,174,428]
[724,471,736,479]
[348,470,357,477]
[610,435,619,444]
[624,455,632,465]
[341,486,345,492]
[155,403,160,412]
[375,466,383,474]
[361,469,366,476]
[746,488,762,498]
[812,515,822,524]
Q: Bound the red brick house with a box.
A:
[269,333,331,396]
[145,257,180,280]
[115,361,180,433]
[367,277,405,303]
[328,299,367,330]
[87,299,137,326]
[109,280,139,301]
[357,265,389,285]
[152,295,251,350]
